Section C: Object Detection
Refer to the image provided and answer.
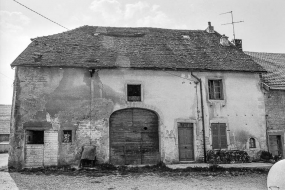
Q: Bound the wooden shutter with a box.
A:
[211,124,219,149]
[219,123,227,149]
[208,80,214,99]
[211,123,227,149]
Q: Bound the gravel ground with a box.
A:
[9,171,267,190]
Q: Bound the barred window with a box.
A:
[63,130,72,143]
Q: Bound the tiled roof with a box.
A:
[245,51,285,89]
[11,26,264,72]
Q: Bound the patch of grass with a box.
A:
[8,161,269,178]
[97,163,117,171]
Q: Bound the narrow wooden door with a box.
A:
[269,135,282,156]
[178,123,194,161]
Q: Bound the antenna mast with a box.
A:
[220,11,244,40]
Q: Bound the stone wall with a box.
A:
[265,89,285,157]
[265,90,285,131]
[9,67,267,169]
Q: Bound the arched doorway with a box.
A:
[109,108,159,165]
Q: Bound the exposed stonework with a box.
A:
[265,90,285,158]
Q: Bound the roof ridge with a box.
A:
[33,25,207,40]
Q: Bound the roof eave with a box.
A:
[10,64,266,73]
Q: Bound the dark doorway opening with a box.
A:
[269,135,283,157]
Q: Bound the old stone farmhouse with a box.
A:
[245,52,285,159]
[9,23,267,169]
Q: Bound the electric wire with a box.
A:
[13,0,69,30]
[0,72,14,80]
[11,1,196,82]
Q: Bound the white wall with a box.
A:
[99,69,267,163]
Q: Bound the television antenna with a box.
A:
[220,11,244,40]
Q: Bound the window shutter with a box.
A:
[208,80,214,99]
[211,124,219,149]
[219,123,227,149]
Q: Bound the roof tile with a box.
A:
[11,26,264,72]
[245,51,285,89]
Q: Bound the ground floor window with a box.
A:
[211,123,227,149]
[62,130,72,143]
[26,130,44,144]
[0,134,9,142]
[249,138,256,148]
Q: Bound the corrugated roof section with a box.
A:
[245,51,285,89]
[11,26,264,72]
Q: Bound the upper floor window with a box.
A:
[127,84,141,102]
[208,79,223,100]
[249,138,256,148]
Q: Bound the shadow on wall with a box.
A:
[235,130,250,149]
[235,130,262,159]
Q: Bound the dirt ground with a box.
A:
[9,170,267,190]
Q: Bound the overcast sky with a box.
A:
[0,0,285,104]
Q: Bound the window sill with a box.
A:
[208,99,226,107]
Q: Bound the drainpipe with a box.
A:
[191,72,207,163]
[89,69,96,145]
[265,114,269,152]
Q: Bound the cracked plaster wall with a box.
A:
[196,72,267,158]
[9,67,267,168]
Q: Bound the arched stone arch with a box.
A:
[112,102,164,125]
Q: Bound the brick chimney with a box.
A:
[206,22,214,33]
[232,39,242,50]
[220,34,230,46]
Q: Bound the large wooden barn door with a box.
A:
[110,108,159,165]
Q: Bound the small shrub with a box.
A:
[273,154,282,162]
[260,151,272,161]
[206,150,250,164]
[156,161,167,169]
[97,163,117,170]
[209,164,223,172]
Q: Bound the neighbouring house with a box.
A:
[0,105,11,153]
[245,51,285,159]
[9,22,267,169]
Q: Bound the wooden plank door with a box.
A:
[269,135,282,156]
[110,108,159,165]
[110,109,134,165]
[178,123,194,161]
[133,109,159,165]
